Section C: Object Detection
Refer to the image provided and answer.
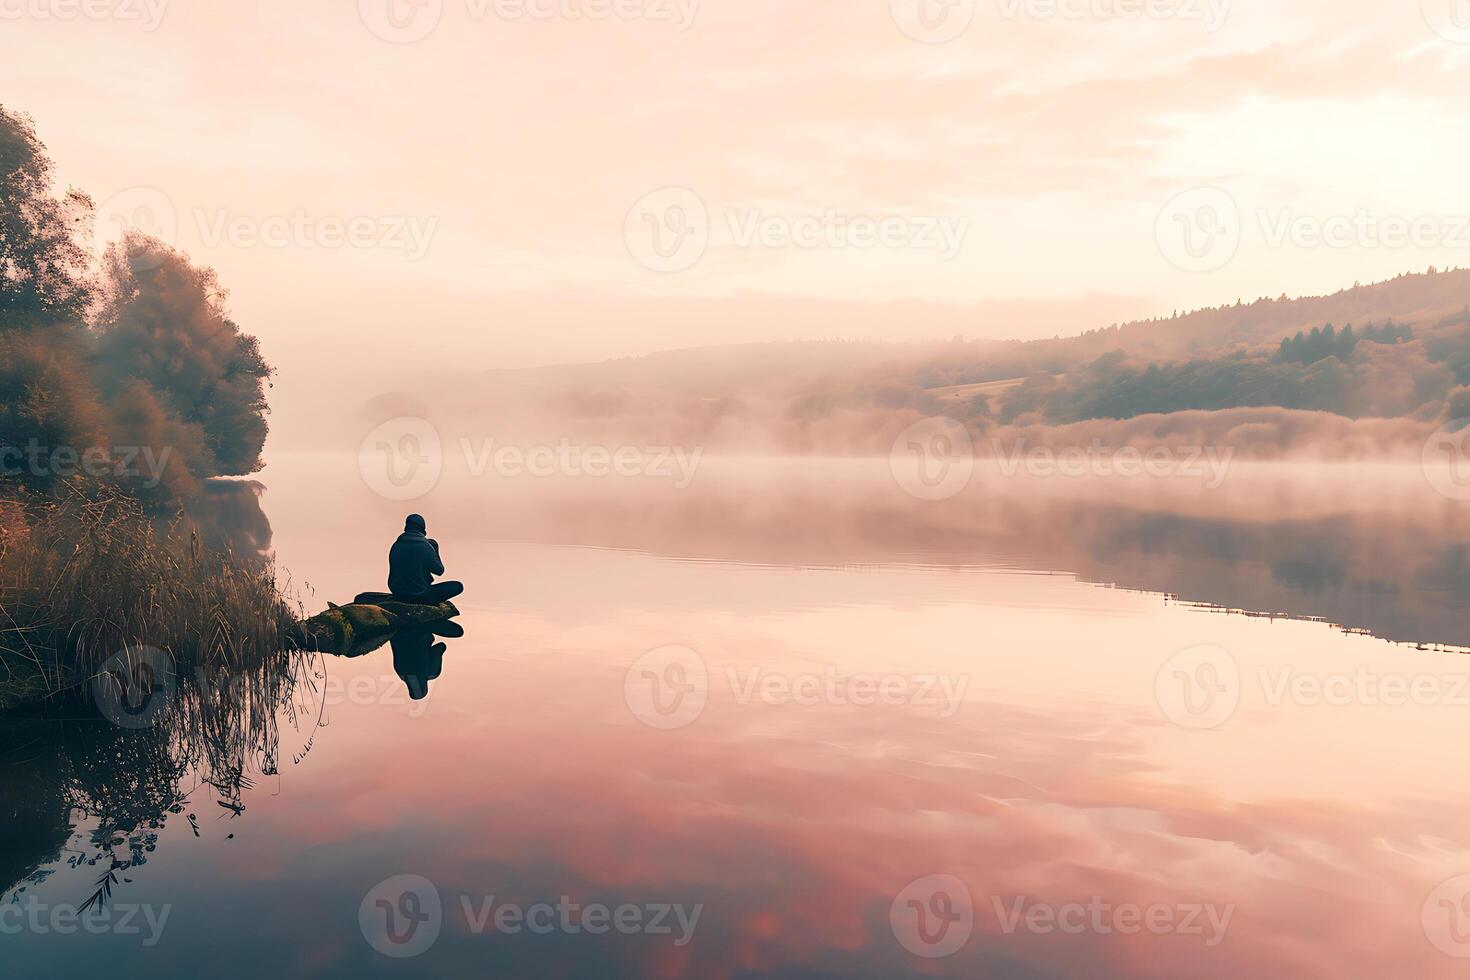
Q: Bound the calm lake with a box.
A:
[7,456,1470,978]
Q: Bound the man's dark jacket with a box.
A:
[388,527,444,597]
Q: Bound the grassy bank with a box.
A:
[0,487,300,710]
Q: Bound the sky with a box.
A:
[4,0,1470,377]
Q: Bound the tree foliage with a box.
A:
[0,105,272,505]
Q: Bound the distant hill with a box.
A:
[338,268,1470,458]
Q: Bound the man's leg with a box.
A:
[420,581,464,604]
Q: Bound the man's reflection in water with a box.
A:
[391,620,465,701]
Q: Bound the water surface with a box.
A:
[7,458,1470,978]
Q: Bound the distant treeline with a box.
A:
[0,105,271,508]
[1276,322,1414,365]
[983,313,1469,425]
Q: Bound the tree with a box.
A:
[1,105,273,502]
[94,235,272,476]
[0,106,94,328]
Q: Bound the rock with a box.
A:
[289,600,461,657]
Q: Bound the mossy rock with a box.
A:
[290,600,460,657]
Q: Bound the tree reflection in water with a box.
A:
[1,643,327,908]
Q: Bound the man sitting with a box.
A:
[385,514,464,605]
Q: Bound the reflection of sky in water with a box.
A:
[8,460,1470,977]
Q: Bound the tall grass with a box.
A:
[0,484,301,702]
[0,485,328,905]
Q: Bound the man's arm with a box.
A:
[428,539,445,575]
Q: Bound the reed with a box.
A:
[0,484,301,705]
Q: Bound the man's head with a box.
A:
[404,514,427,534]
